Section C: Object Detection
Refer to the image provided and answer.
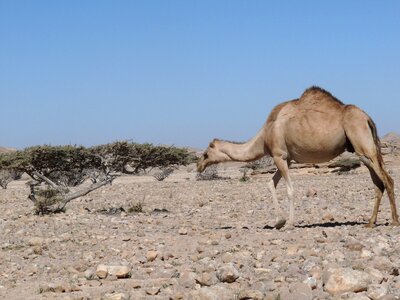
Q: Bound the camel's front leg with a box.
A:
[273,156,294,229]
[267,170,286,229]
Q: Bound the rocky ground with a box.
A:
[1,157,400,300]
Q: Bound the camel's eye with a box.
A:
[203,153,208,159]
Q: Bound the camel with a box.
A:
[197,86,399,229]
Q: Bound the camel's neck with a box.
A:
[218,130,266,162]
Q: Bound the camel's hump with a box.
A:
[300,86,345,105]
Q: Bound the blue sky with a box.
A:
[1,1,399,149]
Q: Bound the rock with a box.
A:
[216,263,239,283]
[290,283,313,300]
[95,265,130,279]
[238,289,264,300]
[178,228,188,235]
[108,265,131,278]
[322,213,335,222]
[39,282,78,293]
[286,244,299,255]
[323,267,371,295]
[189,285,235,300]
[306,188,317,197]
[367,284,388,300]
[369,256,394,272]
[84,269,95,280]
[28,237,45,246]
[303,277,317,290]
[96,264,109,279]
[146,250,158,262]
[345,242,365,251]
[346,293,370,300]
[103,293,128,300]
[365,267,384,284]
[145,286,160,295]
[179,270,197,288]
[195,272,218,287]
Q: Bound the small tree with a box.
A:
[0,142,197,214]
[0,145,115,214]
[90,141,196,174]
[0,169,21,189]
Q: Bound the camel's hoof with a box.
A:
[282,223,294,231]
[364,222,375,228]
[274,219,286,230]
[391,221,400,227]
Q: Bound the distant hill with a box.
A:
[0,147,17,154]
[381,132,400,146]
[381,132,400,155]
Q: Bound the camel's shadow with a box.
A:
[263,220,390,230]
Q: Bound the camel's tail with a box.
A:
[367,117,383,167]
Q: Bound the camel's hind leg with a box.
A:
[359,155,398,227]
[344,107,399,226]
[267,169,286,229]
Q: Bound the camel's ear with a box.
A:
[209,138,218,148]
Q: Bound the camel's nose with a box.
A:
[197,160,205,173]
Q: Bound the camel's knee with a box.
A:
[359,155,372,168]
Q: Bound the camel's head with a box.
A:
[197,139,230,173]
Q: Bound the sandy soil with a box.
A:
[1,160,400,299]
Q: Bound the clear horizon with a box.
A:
[1,1,399,149]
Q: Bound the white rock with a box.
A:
[367,284,388,300]
[323,267,371,295]
[216,263,239,283]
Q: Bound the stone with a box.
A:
[290,283,313,300]
[195,272,218,287]
[28,237,45,246]
[286,244,299,255]
[178,228,188,235]
[303,277,317,290]
[145,286,160,296]
[179,270,197,288]
[189,286,235,300]
[365,267,384,284]
[369,256,394,272]
[238,289,264,300]
[306,188,317,197]
[367,284,388,300]
[346,293,370,300]
[96,264,108,279]
[216,263,239,283]
[84,269,95,280]
[103,293,128,300]
[323,267,371,295]
[108,265,131,278]
[146,250,158,262]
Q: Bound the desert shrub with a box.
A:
[196,165,229,181]
[0,168,22,188]
[328,156,361,173]
[239,168,250,182]
[0,142,195,214]
[33,186,65,215]
[0,145,103,187]
[128,202,143,213]
[244,156,273,170]
[90,141,196,174]
[153,166,175,181]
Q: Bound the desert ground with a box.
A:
[1,151,400,300]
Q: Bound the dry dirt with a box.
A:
[1,158,400,300]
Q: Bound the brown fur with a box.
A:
[197,87,399,228]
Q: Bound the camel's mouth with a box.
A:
[197,163,205,173]
[196,159,206,173]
